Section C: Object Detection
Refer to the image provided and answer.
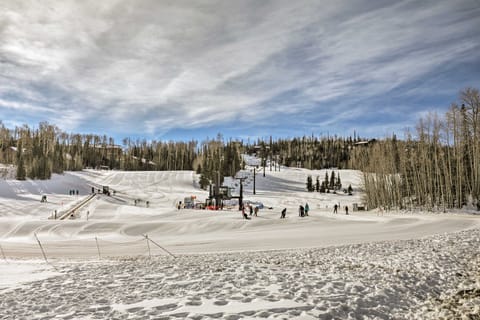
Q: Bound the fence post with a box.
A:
[95,236,101,260]
[145,234,151,258]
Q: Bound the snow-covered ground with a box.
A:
[0,162,479,319]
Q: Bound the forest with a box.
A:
[356,88,479,211]
[0,88,479,211]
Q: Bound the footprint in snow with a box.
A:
[213,300,229,306]
[154,303,179,311]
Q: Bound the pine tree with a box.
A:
[16,142,26,180]
[329,171,336,190]
[306,175,314,192]
[199,174,210,190]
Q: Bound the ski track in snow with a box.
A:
[0,165,479,319]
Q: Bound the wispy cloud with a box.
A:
[0,0,479,140]
[0,98,53,113]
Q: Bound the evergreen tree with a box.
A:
[199,174,210,190]
[329,171,336,190]
[306,175,314,192]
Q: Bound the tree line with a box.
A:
[244,134,360,171]
[0,126,244,189]
[0,125,362,183]
[1,87,478,210]
[356,88,479,211]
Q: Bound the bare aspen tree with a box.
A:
[358,87,479,211]
[460,88,480,204]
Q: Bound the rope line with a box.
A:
[0,234,176,261]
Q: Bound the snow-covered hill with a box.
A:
[0,163,479,319]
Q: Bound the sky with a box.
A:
[0,0,479,143]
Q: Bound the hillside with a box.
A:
[0,163,477,257]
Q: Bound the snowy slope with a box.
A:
[0,166,477,256]
[0,163,479,319]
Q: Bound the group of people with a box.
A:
[241,204,259,220]
[241,201,352,220]
[298,203,309,217]
[279,202,350,218]
[279,202,310,219]
[333,203,348,215]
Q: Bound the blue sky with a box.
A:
[0,0,479,143]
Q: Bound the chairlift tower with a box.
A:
[207,171,224,209]
[253,167,256,195]
[235,176,247,209]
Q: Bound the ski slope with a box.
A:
[0,165,479,319]
[0,166,478,257]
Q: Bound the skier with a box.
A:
[242,205,250,220]
[345,205,349,215]
[333,204,338,214]
[304,203,309,216]
[254,206,259,217]
[281,208,287,219]
[299,205,305,217]
[249,205,253,216]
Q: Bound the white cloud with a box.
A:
[0,98,53,113]
[0,0,479,138]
